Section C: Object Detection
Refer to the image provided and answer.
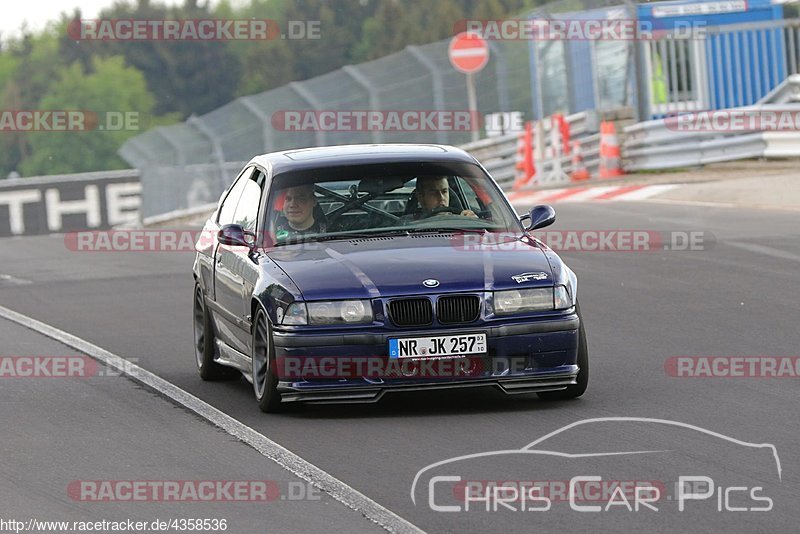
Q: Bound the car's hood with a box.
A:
[267,234,554,300]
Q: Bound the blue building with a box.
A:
[528,0,790,119]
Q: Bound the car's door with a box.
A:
[198,166,251,302]
[210,167,253,347]
[214,168,265,354]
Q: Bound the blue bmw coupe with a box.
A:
[192,144,587,412]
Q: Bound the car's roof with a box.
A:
[248,144,479,176]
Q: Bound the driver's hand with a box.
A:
[460,209,478,218]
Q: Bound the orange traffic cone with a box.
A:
[513,121,535,189]
[570,140,590,181]
[598,121,623,178]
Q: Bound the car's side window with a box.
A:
[217,167,253,225]
[232,170,264,232]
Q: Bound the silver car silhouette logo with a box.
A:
[423,279,440,288]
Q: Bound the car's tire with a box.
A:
[537,303,588,401]
[193,285,239,381]
[252,308,283,413]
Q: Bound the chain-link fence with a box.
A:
[120,36,537,218]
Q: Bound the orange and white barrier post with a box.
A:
[545,115,569,183]
[598,121,624,179]
[570,139,590,181]
[513,121,536,189]
[555,113,571,155]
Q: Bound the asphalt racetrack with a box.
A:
[1,199,798,533]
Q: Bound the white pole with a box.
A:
[466,72,479,143]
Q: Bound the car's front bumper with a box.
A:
[272,314,580,404]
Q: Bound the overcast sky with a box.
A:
[2,0,243,40]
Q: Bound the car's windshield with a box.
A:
[266,168,522,245]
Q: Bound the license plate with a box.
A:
[389,333,487,359]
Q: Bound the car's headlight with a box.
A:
[307,300,373,325]
[281,302,308,325]
[494,288,554,314]
[554,285,574,310]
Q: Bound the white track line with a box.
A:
[613,184,680,201]
[645,198,740,208]
[0,304,424,534]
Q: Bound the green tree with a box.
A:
[19,56,169,175]
[351,0,535,62]
[87,0,243,117]
[236,40,297,96]
[284,0,376,79]
[233,0,376,94]
[0,53,22,177]
[0,28,64,177]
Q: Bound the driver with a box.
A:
[273,184,326,241]
[415,176,477,218]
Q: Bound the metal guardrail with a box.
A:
[758,74,800,105]
[460,132,520,188]
[623,118,791,172]
[763,132,800,157]
[625,132,766,170]
[623,76,800,171]
[626,73,800,146]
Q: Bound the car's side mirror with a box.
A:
[217,224,254,248]
[521,205,556,231]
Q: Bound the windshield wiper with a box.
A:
[277,232,382,245]
[314,232,391,242]
[404,227,489,234]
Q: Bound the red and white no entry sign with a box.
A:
[448,32,489,74]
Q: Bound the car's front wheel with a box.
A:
[537,303,588,401]
[193,285,239,380]
[252,308,283,412]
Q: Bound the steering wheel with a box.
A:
[419,206,463,219]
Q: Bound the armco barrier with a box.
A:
[623,76,800,171]
[0,170,140,237]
